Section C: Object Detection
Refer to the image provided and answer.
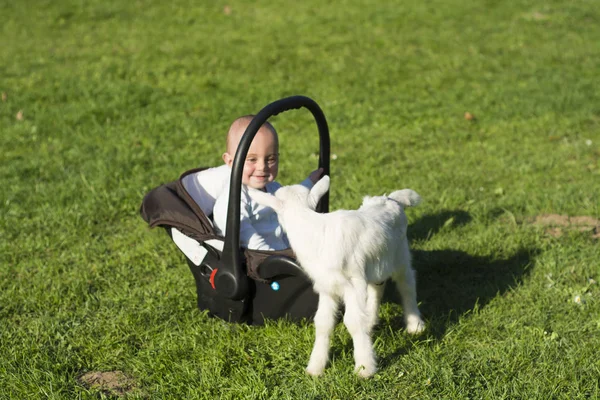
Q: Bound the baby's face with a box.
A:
[226,127,279,190]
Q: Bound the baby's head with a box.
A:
[223,115,279,190]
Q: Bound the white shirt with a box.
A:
[181,165,231,216]
[213,181,289,251]
[212,173,314,251]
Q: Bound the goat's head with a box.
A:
[248,176,330,223]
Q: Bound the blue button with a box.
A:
[271,282,280,291]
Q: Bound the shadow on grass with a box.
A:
[408,209,472,241]
[377,209,537,369]
[383,248,534,336]
[383,209,536,337]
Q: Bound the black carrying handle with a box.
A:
[214,95,330,300]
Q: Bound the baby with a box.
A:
[212,115,322,251]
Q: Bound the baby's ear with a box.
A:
[308,175,330,209]
[222,152,234,167]
[248,189,283,213]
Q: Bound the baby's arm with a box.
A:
[308,168,324,184]
[300,167,324,188]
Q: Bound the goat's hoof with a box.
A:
[406,317,425,334]
[305,365,324,377]
[355,364,377,378]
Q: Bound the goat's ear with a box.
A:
[308,175,330,209]
[248,189,283,213]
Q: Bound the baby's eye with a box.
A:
[246,157,257,163]
[267,156,278,165]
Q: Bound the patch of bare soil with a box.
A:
[530,214,600,239]
[78,371,137,397]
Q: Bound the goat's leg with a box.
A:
[343,281,377,378]
[366,282,385,334]
[306,293,339,376]
[393,266,425,334]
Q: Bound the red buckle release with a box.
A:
[209,268,218,290]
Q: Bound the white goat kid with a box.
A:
[249,176,424,378]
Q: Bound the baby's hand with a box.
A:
[308,168,324,184]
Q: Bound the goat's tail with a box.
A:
[388,189,421,207]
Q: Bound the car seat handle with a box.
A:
[216,95,331,300]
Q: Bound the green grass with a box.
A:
[2,0,600,398]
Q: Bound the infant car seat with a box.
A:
[140,96,330,325]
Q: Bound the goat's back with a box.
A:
[355,197,411,283]
[284,192,415,293]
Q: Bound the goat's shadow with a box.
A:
[378,209,537,367]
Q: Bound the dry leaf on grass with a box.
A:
[545,227,563,238]
[527,11,549,21]
[530,214,600,239]
[568,216,600,227]
[78,371,137,397]
[532,214,571,227]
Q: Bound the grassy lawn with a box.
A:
[2,0,600,398]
